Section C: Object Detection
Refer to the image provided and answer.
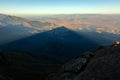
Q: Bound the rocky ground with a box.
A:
[49,42,120,80]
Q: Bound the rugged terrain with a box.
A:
[1,42,120,80]
[50,42,120,80]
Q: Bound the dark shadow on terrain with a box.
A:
[0,26,118,80]
[0,26,99,61]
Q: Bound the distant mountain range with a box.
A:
[0,14,120,45]
[0,14,57,44]
[0,14,54,28]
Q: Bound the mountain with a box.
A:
[50,42,120,80]
[0,14,56,29]
[0,14,56,44]
[0,14,29,26]
[0,26,99,61]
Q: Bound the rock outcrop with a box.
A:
[47,51,95,80]
[75,43,120,80]
[50,42,120,80]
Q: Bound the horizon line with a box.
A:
[1,13,120,16]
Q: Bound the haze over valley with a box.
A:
[0,14,120,45]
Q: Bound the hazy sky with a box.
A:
[0,0,120,15]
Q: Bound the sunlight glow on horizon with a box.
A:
[0,0,120,16]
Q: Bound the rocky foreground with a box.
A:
[0,42,120,80]
[48,42,120,80]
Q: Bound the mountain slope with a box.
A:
[52,43,120,80]
[74,44,120,80]
[0,14,55,45]
[0,14,29,26]
[0,14,55,29]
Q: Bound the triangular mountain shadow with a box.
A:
[0,26,99,61]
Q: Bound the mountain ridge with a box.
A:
[0,14,56,45]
